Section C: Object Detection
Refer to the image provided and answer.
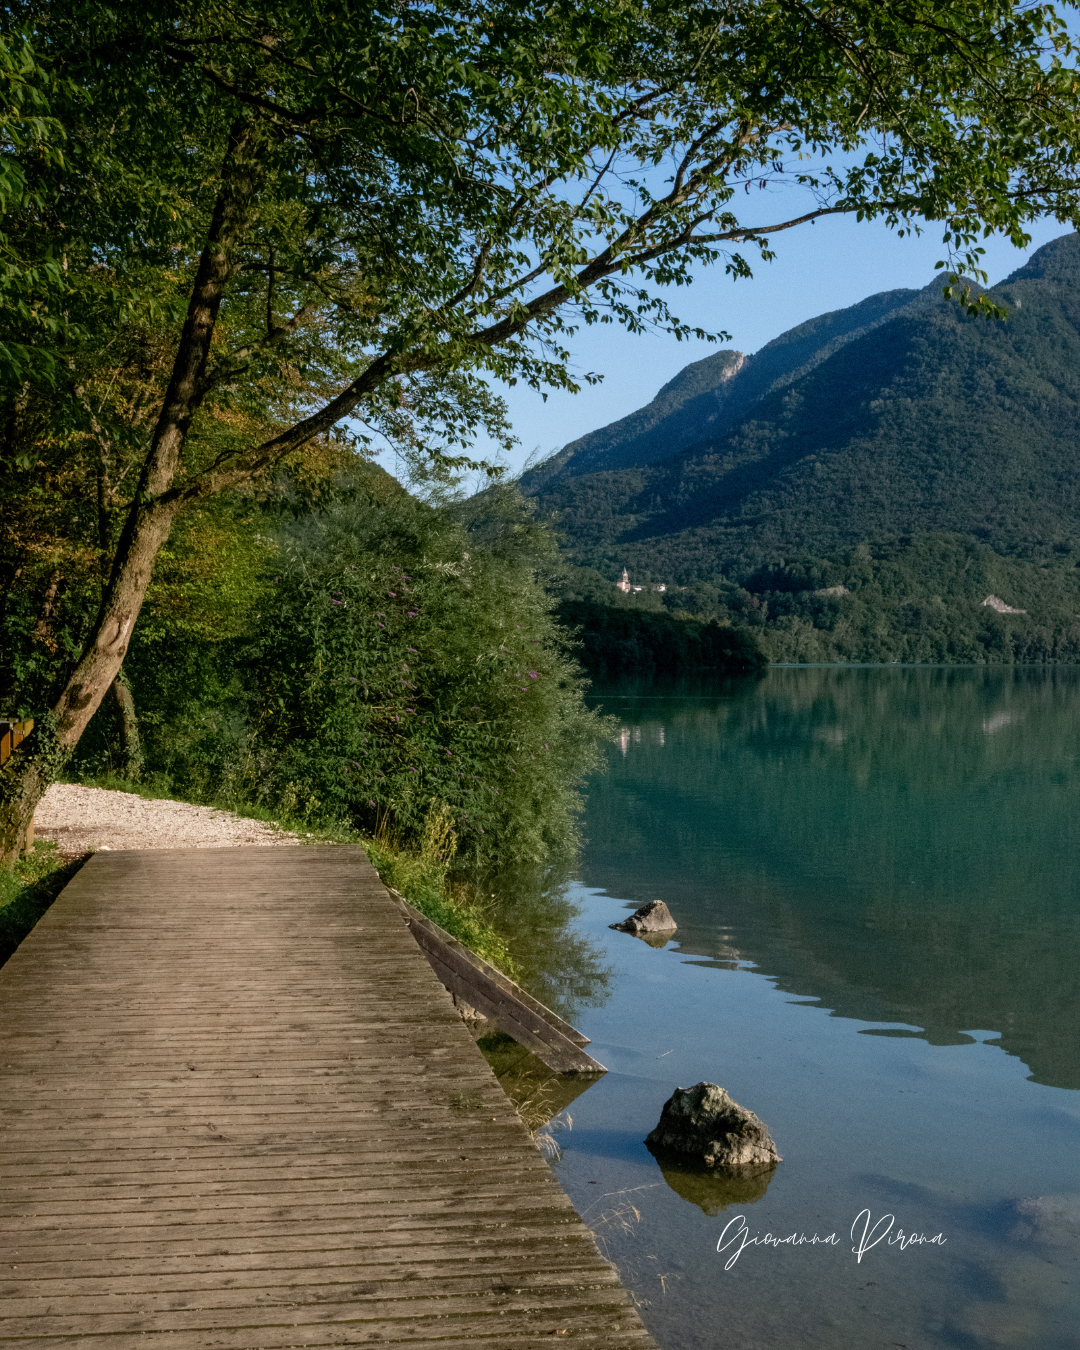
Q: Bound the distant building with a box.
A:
[616,568,666,594]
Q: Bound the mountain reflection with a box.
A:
[585,667,1080,1090]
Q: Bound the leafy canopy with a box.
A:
[5,0,1080,452]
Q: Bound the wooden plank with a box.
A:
[393,897,606,1074]
[416,938,607,1074]
[388,888,592,1047]
[0,847,655,1350]
[1,1232,610,1274]
[0,1329,653,1350]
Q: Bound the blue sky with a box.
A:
[457,214,1074,479]
[373,213,1074,484]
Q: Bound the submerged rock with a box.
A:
[610,900,677,935]
[634,930,675,950]
[1008,1194,1080,1247]
[646,1082,781,1168]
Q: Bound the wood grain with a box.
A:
[0,847,655,1349]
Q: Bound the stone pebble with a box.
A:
[34,783,302,855]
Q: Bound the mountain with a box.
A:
[524,233,1080,585]
[521,349,747,489]
[523,283,925,492]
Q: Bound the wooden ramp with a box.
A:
[389,894,607,1076]
[0,847,654,1349]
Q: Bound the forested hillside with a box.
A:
[522,284,923,490]
[529,234,1080,579]
[533,234,1080,663]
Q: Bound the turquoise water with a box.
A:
[550,667,1080,1350]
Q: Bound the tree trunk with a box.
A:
[111,670,143,779]
[0,743,54,867]
[0,119,261,867]
[32,571,62,649]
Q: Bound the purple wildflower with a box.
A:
[528,672,538,678]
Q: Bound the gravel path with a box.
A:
[35,784,302,855]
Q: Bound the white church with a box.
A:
[615,569,666,594]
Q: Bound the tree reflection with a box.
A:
[584,667,1080,1089]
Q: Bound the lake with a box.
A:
[546,666,1080,1350]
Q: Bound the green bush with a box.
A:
[234,484,609,868]
[361,815,514,974]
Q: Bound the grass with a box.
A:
[361,832,515,974]
[0,840,88,970]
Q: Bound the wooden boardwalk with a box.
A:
[0,847,655,1349]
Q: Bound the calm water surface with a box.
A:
[549,666,1080,1350]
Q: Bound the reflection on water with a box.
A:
[474,1030,598,1129]
[587,665,1080,1088]
[477,862,613,1021]
[650,1153,778,1216]
[540,667,1080,1350]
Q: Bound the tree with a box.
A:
[242,480,607,867]
[3,0,1080,861]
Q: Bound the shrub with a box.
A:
[241,483,609,868]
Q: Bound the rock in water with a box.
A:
[610,900,677,934]
[646,1082,781,1168]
